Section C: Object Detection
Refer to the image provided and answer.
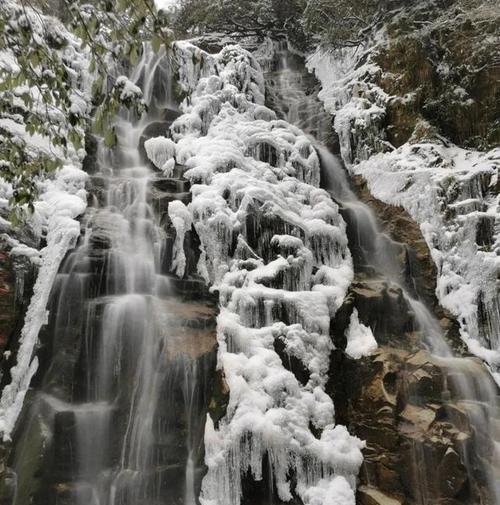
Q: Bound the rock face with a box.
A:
[329,278,500,505]
[274,41,500,504]
[2,27,499,505]
[376,1,500,150]
[0,239,36,361]
[350,177,438,307]
[0,237,38,504]
[309,1,500,372]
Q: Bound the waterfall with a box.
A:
[4,35,498,505]
[264,44,500,504]
[8,44,216,505]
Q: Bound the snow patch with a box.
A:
[144,136,176,174]
[345,309,377,359]
[168,200,192,278]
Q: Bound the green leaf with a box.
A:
[104,127,117,148]
[152,34,162,53]
[130,45,138,65]
[92,75,104,97]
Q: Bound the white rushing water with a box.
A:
[9,44,213,505]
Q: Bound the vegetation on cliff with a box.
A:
[0,0,169,216]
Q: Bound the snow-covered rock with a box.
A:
[345,309,377,360]
[167,41,364,505]
[309,42,500,383]
[353,143,500,378]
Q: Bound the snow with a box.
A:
[300,476,356,505]
[353,144,500,377]
[167,41,363,505]
[307,46,388,165]
[115,75,143,102]
[345,309,377,359]
[144,136,176,174]
[0,165,88,441]
[155,0,178,10]
[168,200,192,278]
[309,43,500,383]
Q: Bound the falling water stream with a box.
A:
[265,45,500,504]
[9,45,214,505]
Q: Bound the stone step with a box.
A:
[148,176,190,194]
[168,276,211,300]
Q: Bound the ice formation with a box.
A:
[168,200,192,278]
[344,309,377,360]
[0,2,91,439]
[152,41,365,505]
[353,144,500,376]
[144,136,176,174]
[307,46,388,166]
[309,46,500,382]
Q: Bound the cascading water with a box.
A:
[8,45,216,505]
[265,44,500,504]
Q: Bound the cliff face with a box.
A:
[308,0,500,382]
[378,1,499,150]
[305,3,500,503]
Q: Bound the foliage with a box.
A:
[173,0,414,50]
[174,0,307,47]
[303,0,407,49]
[0,0,171,218]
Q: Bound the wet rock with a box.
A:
[168,276,211,301]
[8,407,52,505]
[399,404,436,432]
[274,336,310,386]
[244,201,305,263]
[208,370,230,428]
[160,227,202,280]
[150,189,191,217]
[149,176,190,194]
[328,346,486,504]
[138,121,170,163]
[81,133,99,175]
[406,367,443,403]
[475,214,495,248]
[438,448,467,498]
[154,299,217,359]
[246,141,279,167]
[352,175,438,308]
[0,249,17,354]
[0,466,17,505]
[332,277,415,350]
